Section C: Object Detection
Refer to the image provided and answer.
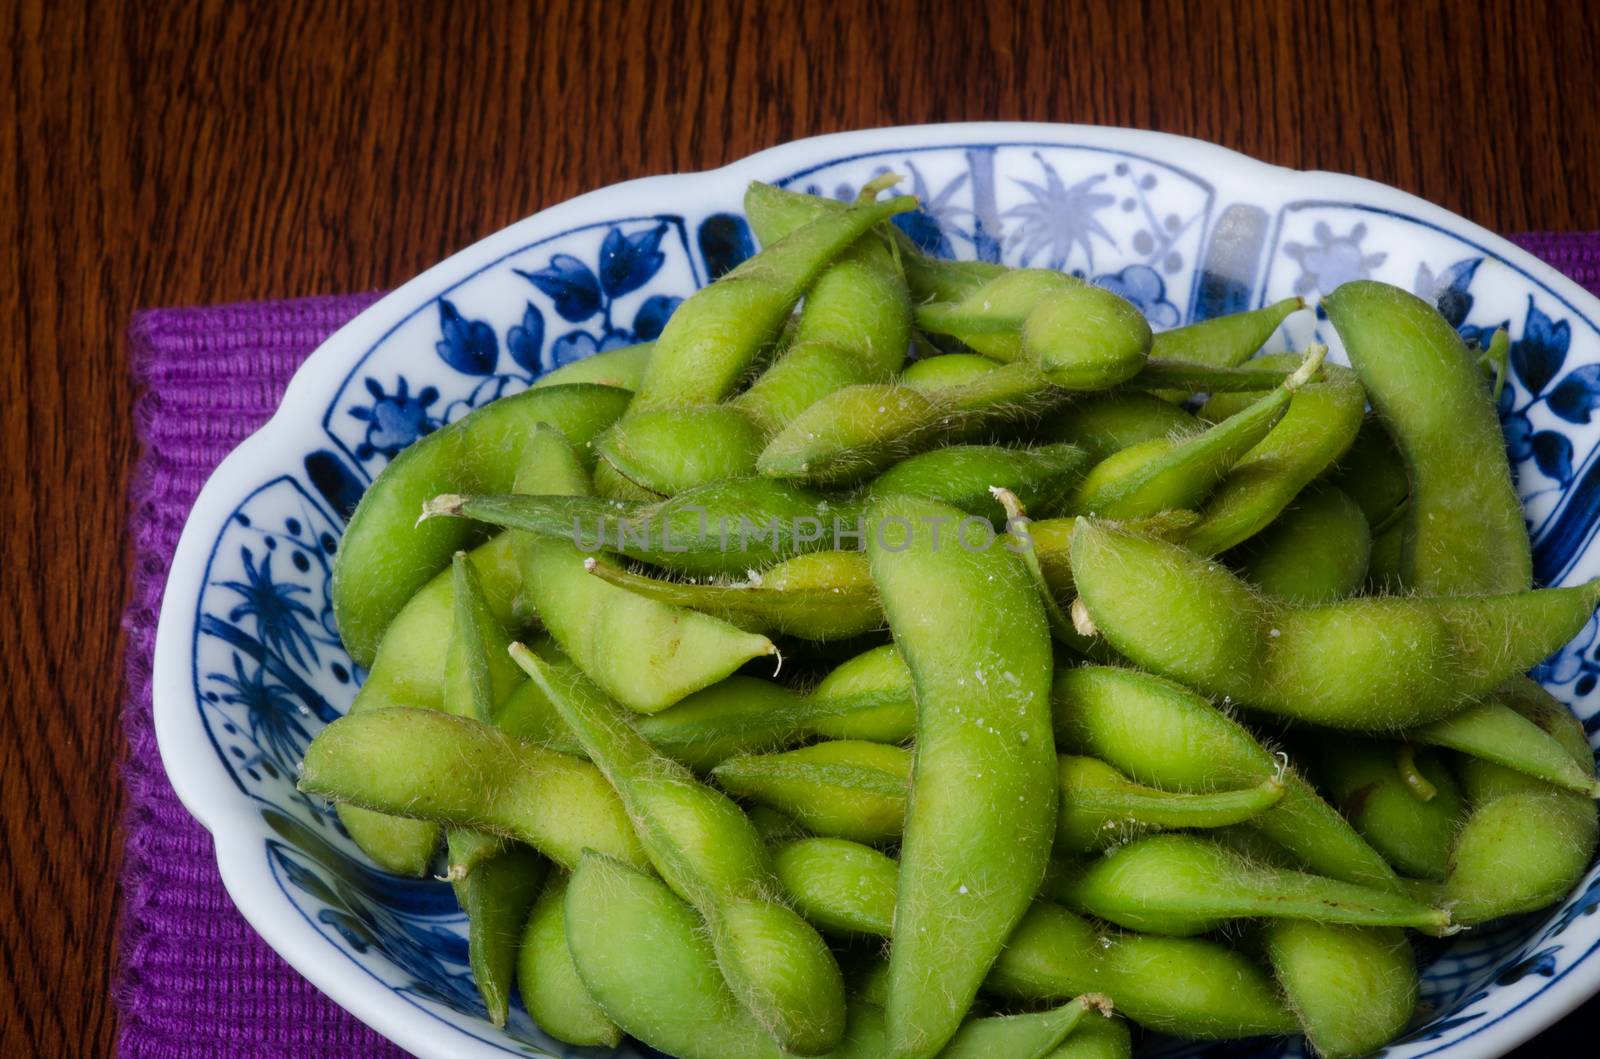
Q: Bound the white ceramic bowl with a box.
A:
[153,123,1600,1059]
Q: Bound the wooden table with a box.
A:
[4,1,1599,1054]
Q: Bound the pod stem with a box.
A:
[419,493,466,525]
[1286,343,1329,391]
[1395,744,1438,802]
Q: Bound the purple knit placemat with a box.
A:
[118,238,1600,1059]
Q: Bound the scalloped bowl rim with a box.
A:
[151,121,1600,1059]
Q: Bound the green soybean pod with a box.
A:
[1066,349,1320,519]
[626,676,812,771]
[332,383,631,667]
[1182,355,1367,557]
[531,341,654,390]
[741,179,1007,304]
[1149,296,1305,372]
[867,495,1057,1059]
[864,442,1089,522]
[1039,390,1198,464]
[585,552,881,642]
[1230,484,1372,604]
[713,741,910,844]
[336,533,525,875]
[1303,736,1465,880]
[771,837,1296,1039]
[1069,518,1600,729]
[933,997,1102,1059]
[1049,834,1451,935]
[1330,414,1410,533]
[1044,1012,1131,1059]
[1410,677,1600,795]
[734,229,913,433]
[435,475,839,577]
[597,405,767,496]
[298,707,648,870]
[898,352,1000,390]
[914,269,1083,362]
[1443,683,1599,923]
[452,844,544,1027]
[631,193,915,413]
[1264,921,1419,1059]
[518,872,622,1047]
[804,643,918,743]
[507,427,776,713]
[1055,755,1283,853]
[756,362,1065,486]
[1410,699,1596,794]
[1324,279,1532,593]
[1022,284,1152,390]
[515,648,847,1054]
[563,852,789,1059]
[1052,665,1402,891]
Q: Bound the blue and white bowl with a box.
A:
[153,124,1600,1059]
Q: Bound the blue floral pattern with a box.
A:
[170,139,1600,1059]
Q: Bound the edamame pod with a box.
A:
[1040,390,1197,463]
[757,363,1065,485]
[1264,922,1419,1059]
[770,837,1297,1039]
[804,643,918,743]
[741,180,1006,304]
[515,647,847,1054]
[518,872,621,1047]
[433,475,839,577]
[864,442,1089,522]
[1231,484,1372,603]
[451,844,543,1026]
[1070,518,1600,729]
[630,193,916,413]
[1409,676,1600,795]
[1054,755,1284,853]
[713,741,910,844]
[336,533,525,875]
[1052,665,1402,890]
[598,405,767,495]
[931,997,1103,1059]
[1043,1012,1131,1059]
[438,555,546,1024]
[1185,355,1366,556]
[1148,295,1305,374]
[563,852,790,1059]
[586,552,881,641]
[1329,414,1410,534]
[1048,834,1451,935]
[513,426,775,712]
[1067,348,1319,519]
[1303,736,1465,880]
[1326,279,1532,593]
[868,495,1058,1059]
[332,382,631,666]
[298,707,648,870]
[531,341,653,390]
[914,269,1083,362]
[734,219,913,432]
[1023,283,1152,389]
[898,352,999,390]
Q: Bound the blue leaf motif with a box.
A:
[1503,410,1533,462]
[433,299,497,375]
[1548,364,1600,424]
[1414,257,1481,327]
[506,302,544,373]
[516,254,603,322]
[551,330,600,368]
[599,224,668,298]
[1512,297,1571,396]
[1532,430,1575,484]
[633,294,682,340]
[698,213,755,279]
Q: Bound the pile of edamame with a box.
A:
[300,177,1600,1059]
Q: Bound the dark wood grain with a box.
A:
[3,0,1599,1054]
